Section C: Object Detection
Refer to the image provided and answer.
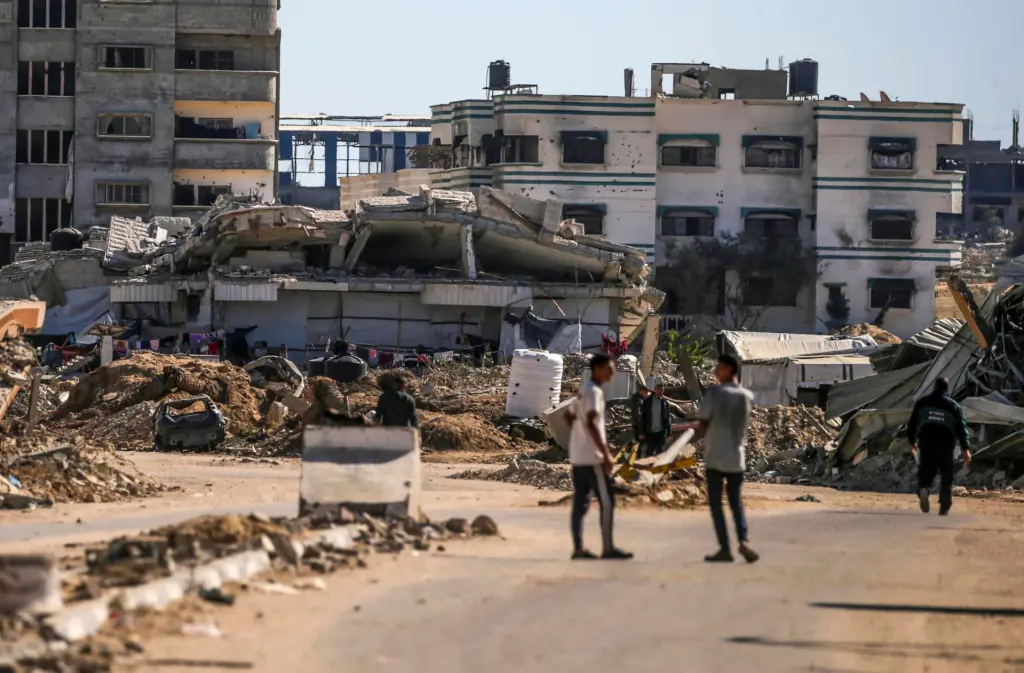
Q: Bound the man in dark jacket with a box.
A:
[375,376,419,428]
[640,382,672,458]
[907,377,971,516]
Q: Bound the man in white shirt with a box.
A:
[564,353,633,561]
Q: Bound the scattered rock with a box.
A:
[451,458,571,491]
[470,515,500,537]
[794,494,821,503]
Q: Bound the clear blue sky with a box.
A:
[280,0,1019,143]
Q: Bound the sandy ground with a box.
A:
[3,455,1024,672]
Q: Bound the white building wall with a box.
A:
[813,103,964,338]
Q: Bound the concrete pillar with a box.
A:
[461,224,477,280]
[343,225,373,273]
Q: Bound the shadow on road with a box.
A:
[811,601,1024,617]
[728,635,1024,663]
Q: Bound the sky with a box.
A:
[279,0,1021,144]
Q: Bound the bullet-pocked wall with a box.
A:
[813,103,964,338]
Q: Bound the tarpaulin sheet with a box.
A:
[42,286,109,341]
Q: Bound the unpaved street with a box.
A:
[4,455,1022,673]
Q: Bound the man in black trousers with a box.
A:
[908,377,971,516]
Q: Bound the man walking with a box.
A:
[908,377,971,516]
[640,381,671,458]
[681,354,758,564]
[564,353,633,561]
[375,376,419,428]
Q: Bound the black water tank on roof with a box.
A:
[307,357,327,378]
[488,60,511,91]
[325,354,368,384]
[788,59,819,97]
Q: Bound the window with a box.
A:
[498,135,539,164]
[562,205,605,236]
[96,182,150,206]
[176,49,235,70]
[14,198,72,243]
[936,212,962,239]
[718,89,736,100]
[17,0,76,28]
[15,130,73,164]
[869,278,915,310]
[561,131,606,165]
[17,61,74,96]
[173,184,231,207]
[660,210,714,237]
[744,276,798,307]
[97,113,153,138]
[743,215,800,250]
[198,118,233,130]
[661,144,716,168]
[870,138,915,171]
[744,141,802,169]
[869,211,915,241]
[101,46,151,70]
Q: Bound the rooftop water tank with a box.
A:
[488,60,511,91]
[788,59,819,98]
[505,349,564,418]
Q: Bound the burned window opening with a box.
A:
[661,211,714,237]
[743,276,798,308]
[869,279,915,310]
[744,143,801,169]
[870,214,915,241]
[871,142,914,170]
[661,144,715,168]
[173,183,196,207]
[175,116,249,140]
[562,132,606,165]
[102,46,150,70]
[825,285,850,322]
[498,134,539,164]
[562,205,605,236]
[98,113,152,138]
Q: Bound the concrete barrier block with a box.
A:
[301,426,421,517]
[190,551,271,590]
[119,574,190,612]
[45,599,110,642]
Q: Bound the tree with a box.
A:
[408,144,454,170]
[657,232,819,331]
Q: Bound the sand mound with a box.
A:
[421,413,514,452]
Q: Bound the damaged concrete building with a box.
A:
[426,59,966,338]
[0,0,282,265]
[3,187,658,360]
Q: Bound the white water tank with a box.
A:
[505,349,564,418]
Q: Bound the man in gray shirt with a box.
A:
[681,354,759,564]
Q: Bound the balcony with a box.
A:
[174,139,277,170]
[175,69,278,103]
[175,1,278,35]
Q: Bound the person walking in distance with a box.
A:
[563,353,633,561]
[640,381,671,458]
[680,354,759,563]
[908,377,971,516]
[374,376,419,428]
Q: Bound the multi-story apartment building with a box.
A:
[428,61,964,338]
[0,0,281,264]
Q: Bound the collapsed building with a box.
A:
[0,187,662,362]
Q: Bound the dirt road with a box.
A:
[4,455,1024,672]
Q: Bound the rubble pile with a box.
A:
[421,413,520,454]
[621,472,707,509]
[46,352,264,448]
[0,438,165,507]
[452,458,572,490]
[743,406,838,462]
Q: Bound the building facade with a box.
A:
[0,0,281,264]
[428,62,964,338]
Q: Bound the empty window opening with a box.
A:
[563,205,605,236]
[744,141,801,169]
[499,135,539,164]
[661,210,715,237]
[13,198,70,243]
[869,278,915,310]
[744,276,798,307]
[661,143,716,168]
[198,185,231,205]
[96,182,149,206]
[936,212,962,239]
[871,140,915,170]
[16,129,72,165]
[174,184,231,207]
[18,0,74,27]
[98,113,152,138]
[744,215,799,250]
[102,46,150,70]
[562,131,606,165]
[870,213,915,241]
[18,61,74,96]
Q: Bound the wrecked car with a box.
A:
[154,395,227,451]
